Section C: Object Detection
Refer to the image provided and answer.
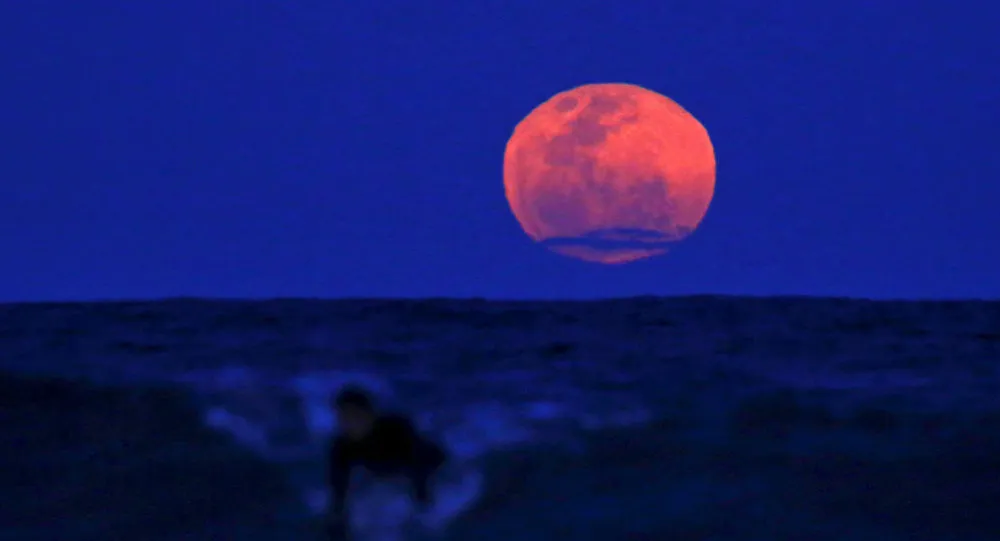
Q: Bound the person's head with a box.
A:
[334,386,376,440]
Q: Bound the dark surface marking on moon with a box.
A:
[564,93,626,148]
[529,169,686,245]
[534,187,589,236]
[567,116,610,147]
[554,96,578,112]
[586,94,624,115]
[543,133,581,167]
[541,91,638,167]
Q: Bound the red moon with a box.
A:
[503,83,716,264]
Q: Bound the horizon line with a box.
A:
[2,292,998,306]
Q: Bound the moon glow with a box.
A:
[503,83,716,264]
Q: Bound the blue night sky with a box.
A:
[2,1,997,302]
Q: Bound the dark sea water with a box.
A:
[1,296,999,540]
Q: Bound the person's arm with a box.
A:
[328,438,352,517]
[383,416,447,508]
[413,439,448,508]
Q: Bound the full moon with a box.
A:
[503,83,716,264]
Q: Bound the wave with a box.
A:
[174,366,652,541]
[2,296,1000,540]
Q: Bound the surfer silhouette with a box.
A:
[326,386,448,540]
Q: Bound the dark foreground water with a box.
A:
[1,296,999,540]
[0,374,309,540]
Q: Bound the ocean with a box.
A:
[1,296,998,540]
